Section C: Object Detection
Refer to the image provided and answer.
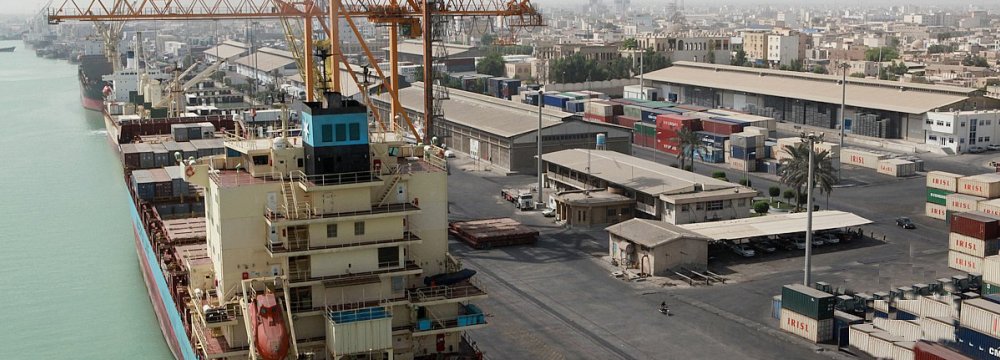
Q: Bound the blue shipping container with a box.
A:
[500,79,521,99]
[640,108,673,124]
[564,100,585,113]
[874,310,888,318]
[956,326,1000,360]
[731,146,758,160]
[984,294,1000,304]
[896,310,917,320]
[543,94,570,108]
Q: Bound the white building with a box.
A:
[767,35,800,67]
[233,48,298,85]
[926,110,1000,153]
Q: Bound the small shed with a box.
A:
[554,190,635,227]
[606,219,711,276]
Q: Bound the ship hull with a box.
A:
[81,91,104,111]
[128,195,199,360]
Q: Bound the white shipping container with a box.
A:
[927,171,963,192]
[872,319,922,342]
[920,316,957,343]
[949,250,985,273]
[920,295,960,319]
[926,202,948,220]
[959,298,1000,338]
[947,193,986,213]
[868,331,904,359]
[892,341,915,360]
[779,307,833,343]
[895,299,922,316]
[986,255,1000,284]
[874,299,890,313]
[842,148,889,169]
[958,173,1000,198]
[980,198,1000,217]
[949,232,1000,258]
[849,324,876,352]
[878,159,917,177]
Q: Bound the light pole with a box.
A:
[744,150,756,186]
[653,130,662,164]
[537,89,544,210]
[802,131,824,286]
[838,62,849,180]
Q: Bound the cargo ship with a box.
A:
[104,56,489,358]
[78,54,113,111]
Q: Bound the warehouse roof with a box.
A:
[677,210,872,241]
[203,40,249,60]
[286,63,384,97]
[375,83,574,138]
[386,40,476,57]
[542,149,742,196]
[606,219,711,248]
[234,47,295,72]
[642,62,975,114]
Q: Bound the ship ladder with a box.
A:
[376,174,402,206]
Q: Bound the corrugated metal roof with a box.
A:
[542,149,739,196]
[605,218,710,247]
[678,210,872,241]
[385,40,474,57]
[203,40,248,59]
[642,62,974,114]
[374,83,574,138]
[233,47,295,72]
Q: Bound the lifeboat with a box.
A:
[248,291,290,360]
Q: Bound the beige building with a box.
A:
[504,62,532,80]
[552,190,635,227]
[542,149,758,225]
[607,219,710,275]
[185,97,486,360]
[742,31,769,63]
[534,42,622,67]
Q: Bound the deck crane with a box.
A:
[47,0,542,143]
[152,56,239,117]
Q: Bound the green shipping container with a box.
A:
[984,282,1000,295]
[634,123,656,136]
[781,284,835,320]
[645,101,676,109]
[624,105,643,118]
[927,188,952,205]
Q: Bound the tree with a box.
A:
[812,65,829,74]
[788,58,804,72]
[712,171,727,179]
[963,55,990,68]
[777,143,836,211]
[480,33,496,47]
[732,49,748,67]
[477,52,506,77]
[548,53,605,83]
[768,186,781,200]
[753,201,770,214]
[850,72,867,78]
[621,38,638,50]
[671,128,705,172]
[782,189,796,204]
[706,50,716,64]
[927,44,953,54]
[739,178,751,186]
[865,47,899,62]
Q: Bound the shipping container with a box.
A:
[178,142,198,160]
[702,117,745,135]
[564,100,586,113]
[869,331,905,359]
[960,299,1000,338]
[873,317,923,341]
[148,168,172,198]
[585,101,621,117]
[913,341,972,360]
[170,123,190,141]
[893,341,916,360]
[927,202,949,220]
[979,199,1000,218]
[956,326,1000,360]
[879,159,918,177]
[164,166,189,197]
[850,324,877,353]
[897,309,919,321]
[150,143,169,168]
[675,104,709,112]
[730,133,764,149]
[782,284,836,320]
[986,257,1000,285]
[959,173,1000,199]
[834,311,864,347]
[921,295,961,320]
[841,148,890,169]
[584,114,614,123]
[731,145,763,161]
[655,114,701,132]
[623,104,643,119]
[985,282,1000,296]
[772,295,782,319]
[131,169,156,201]
[120,143,141,169]
[162,141,182,162]
[780,307,834,343]
[950,196,989,215]
[921,316,958,343]
[543,94,571,109]
[640,108,673,124]
[950,211,1000,239]
[928,171,964,192]
[950,250,985,274]
[950,232,1000,258]
[928,188,953,206]
[135,143,154,169]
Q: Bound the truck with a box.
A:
[501,188,534,210]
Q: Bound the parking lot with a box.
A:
[445,140,986,359]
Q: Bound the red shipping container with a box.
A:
[656,114,703,132]
[912,341,971,360]
[617,115,639,130]
[633,133,653,147]
[950,211,1000,240]
[702,118,745,136]
[656,130,681,155]
[584,113,613,123]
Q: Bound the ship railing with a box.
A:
[407,277,487,304]
[265,202,420,222]
[267,231,421,254]
[290,169,381,188]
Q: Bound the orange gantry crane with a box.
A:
[47,0,542,143]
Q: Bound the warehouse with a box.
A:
[385,40,487,73]
[607,219,711,275]
[202,40,248,64]
[642,62,1000,142]
[232,47,298,85]
[542,149,758,225]
[372,83,632,174]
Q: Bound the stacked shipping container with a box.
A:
[956,299,1000,359]
[948,212,1000,274]
[779,284,835,343]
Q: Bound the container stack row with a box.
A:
[120,139,224,170]
[947,212,1000,274]
[779,284,835,343]
[132,166,192,202]
[926,171,1000,223]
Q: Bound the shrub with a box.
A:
[769,186,781,198]
[782,190,796,202]
[753,201,770,214]
[739,178,751,186]
[712,171,727,179]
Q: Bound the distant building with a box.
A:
[926,110,1000,153]
[767,34,800,67]
[504,62,532,80]
[384,40,486,73]
[202,40,249,64]
[607,219,710,275]
[534,42,622,67]
[232,47,297,85]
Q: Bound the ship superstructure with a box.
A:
[179,92,487,360]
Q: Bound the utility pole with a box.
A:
[839,62,849,180]
[537,89,544,210]
[802,132,823,286]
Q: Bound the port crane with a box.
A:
[47,0,542,143]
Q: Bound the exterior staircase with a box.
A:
[376,175,401,206]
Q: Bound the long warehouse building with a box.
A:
[641,61,1000,143]
[372,83,632,174]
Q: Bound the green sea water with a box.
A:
[0,40,172,359]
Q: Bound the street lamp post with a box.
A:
[744,150,756,186]
[802,132,823,286]
[537,90,544,210]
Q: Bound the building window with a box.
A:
[377,247,400,268]
[695,203,703,210]
[335,124,347,141]
[961,122,965,127]
[681,204,689,212]
[326,224,338,238]
[987,137,992,142]
[354,221,365,235]
[321,124,333,142]
[929,135,938,141]
[980,137,985,142]
[707,200,724,211]
[607,208,616,218]
[950,138,955,143]
[349,123,361,141]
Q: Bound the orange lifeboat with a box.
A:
[248,291,290,360]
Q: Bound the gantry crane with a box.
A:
[47,0,543,143]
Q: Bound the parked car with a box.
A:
[792,237,808,250]
[777,238,797,251]
[988,144,1000,151]
[820,233,840,245]
[541,208,555,217]
[729,243,756,257]
[811,235,825,246]
[751,240,777,254]
[968,146,985,154]
[896,217,916,229]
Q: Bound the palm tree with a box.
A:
[671,128,704,171]
[778,143,837,211]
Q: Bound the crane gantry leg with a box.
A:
[389,24,400,133]
[329,0,341,93]
[304,15,316,102]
